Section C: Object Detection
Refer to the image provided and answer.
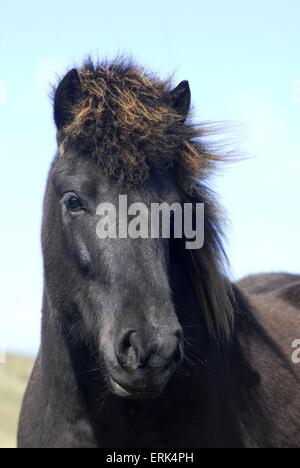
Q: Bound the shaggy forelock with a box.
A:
[57,59,222,188]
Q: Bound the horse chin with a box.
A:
[110,377,164,400]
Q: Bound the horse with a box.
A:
[18,59,300,448]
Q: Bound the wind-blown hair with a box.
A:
[54,58,235,342]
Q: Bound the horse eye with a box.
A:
[66,195,83,211]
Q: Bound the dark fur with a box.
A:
[18,59,300,448]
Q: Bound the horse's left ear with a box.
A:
[54,68,82,130]
[169,80,191,121]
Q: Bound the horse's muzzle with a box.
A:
[108,328,184,399]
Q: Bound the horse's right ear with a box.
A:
[54,69,82,130]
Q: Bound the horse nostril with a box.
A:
[116,330,137,369]
[175,329,183,342]
[116,328,184,371]
[173,340,184,365]
[171,329,184,365]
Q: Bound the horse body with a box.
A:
[18,59,300,448]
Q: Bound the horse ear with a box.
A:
[169,80,191,121]
[54,69,82,130]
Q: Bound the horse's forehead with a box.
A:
[53,152,180,204]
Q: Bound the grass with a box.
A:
[0,354,34,448]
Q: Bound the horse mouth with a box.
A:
[110,378,164,400]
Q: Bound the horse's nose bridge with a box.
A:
[119,238,171,299]
[118,274,177,327]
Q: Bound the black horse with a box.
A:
[18,59,300,448]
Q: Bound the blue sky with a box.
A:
[0,0,299,355]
